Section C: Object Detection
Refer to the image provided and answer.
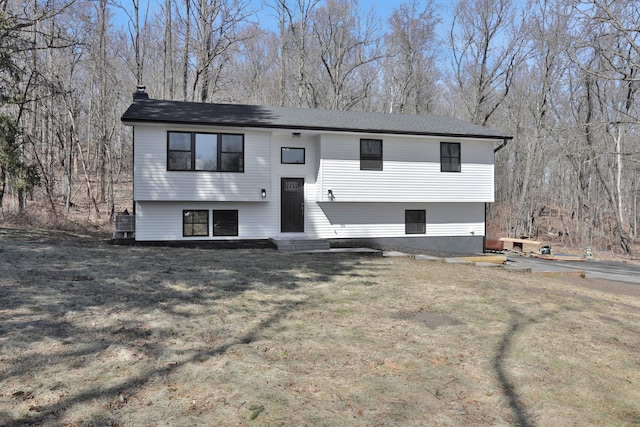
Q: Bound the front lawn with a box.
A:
[1,228,639,426]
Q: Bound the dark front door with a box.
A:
[281,178,305,232]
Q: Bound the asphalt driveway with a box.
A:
[506,255,640,285]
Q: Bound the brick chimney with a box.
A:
[133,85,149,101]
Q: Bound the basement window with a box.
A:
[405,210,426,234]
[183,210,209,237]
[213,210,238,236]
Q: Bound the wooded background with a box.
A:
[0,0,638,254]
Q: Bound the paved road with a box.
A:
[506,255,640,285]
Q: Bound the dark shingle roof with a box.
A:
[121,96,511,140]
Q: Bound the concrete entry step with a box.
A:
[270,238,331,252]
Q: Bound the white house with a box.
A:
[120,87,511,254]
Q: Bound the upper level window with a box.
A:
[281,147,305,164]
[361,139,382,170]
[168,131,244,172]
[441,142,461,172]
[168,132,192,170]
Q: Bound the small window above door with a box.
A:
[281,147,305,164]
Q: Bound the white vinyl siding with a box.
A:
[134,125,270,202]
[132,126,490,242]
[136,201,484,241]
[317,134,495,203]
[307,202,485,239]
[135,201,280,241]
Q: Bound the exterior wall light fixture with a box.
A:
[261,189,267,198]
[328,189,334,201]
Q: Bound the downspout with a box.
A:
[494,137,510,153]
[485,138,511,252]
[484,202,487,253]
[132,126,136,217]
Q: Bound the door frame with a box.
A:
[280,177,305,233]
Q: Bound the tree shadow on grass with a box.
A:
[492,309,544,427]
[0,228,384,425]
[2,298,305,426]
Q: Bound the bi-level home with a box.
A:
[120,87,511,254]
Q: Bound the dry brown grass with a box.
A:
[1,227,639,426]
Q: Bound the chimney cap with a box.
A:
[133,85,149,101]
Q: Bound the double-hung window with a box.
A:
[360,139,383,170]
[168,132,244,172]
[440,142,461,172]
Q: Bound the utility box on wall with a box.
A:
[114,213,135,239]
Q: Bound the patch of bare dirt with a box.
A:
[392,311,463,329]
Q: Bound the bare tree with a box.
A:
[309,0,384,110]
[383,0,440,114]
[565,0,640,252]
[189,0,251,102]
[448,0,528,125]
[0,0,77,214]
[288,0,319,107]
[506,0,571,238]
[265,0,289,105]
[130,0,146,85]
[222,24,281,105]
[163,0,175,99]
[180,0,189,100]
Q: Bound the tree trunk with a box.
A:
[69,111,100,219]
[163,0,174,99]
[0,167,5,212]
[182,0,191,101]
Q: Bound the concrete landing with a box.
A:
[270,238,330,252]
[383,251,413,258]
[444,258,474,265]
[413,254,441,262]
[294,247,380,254]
